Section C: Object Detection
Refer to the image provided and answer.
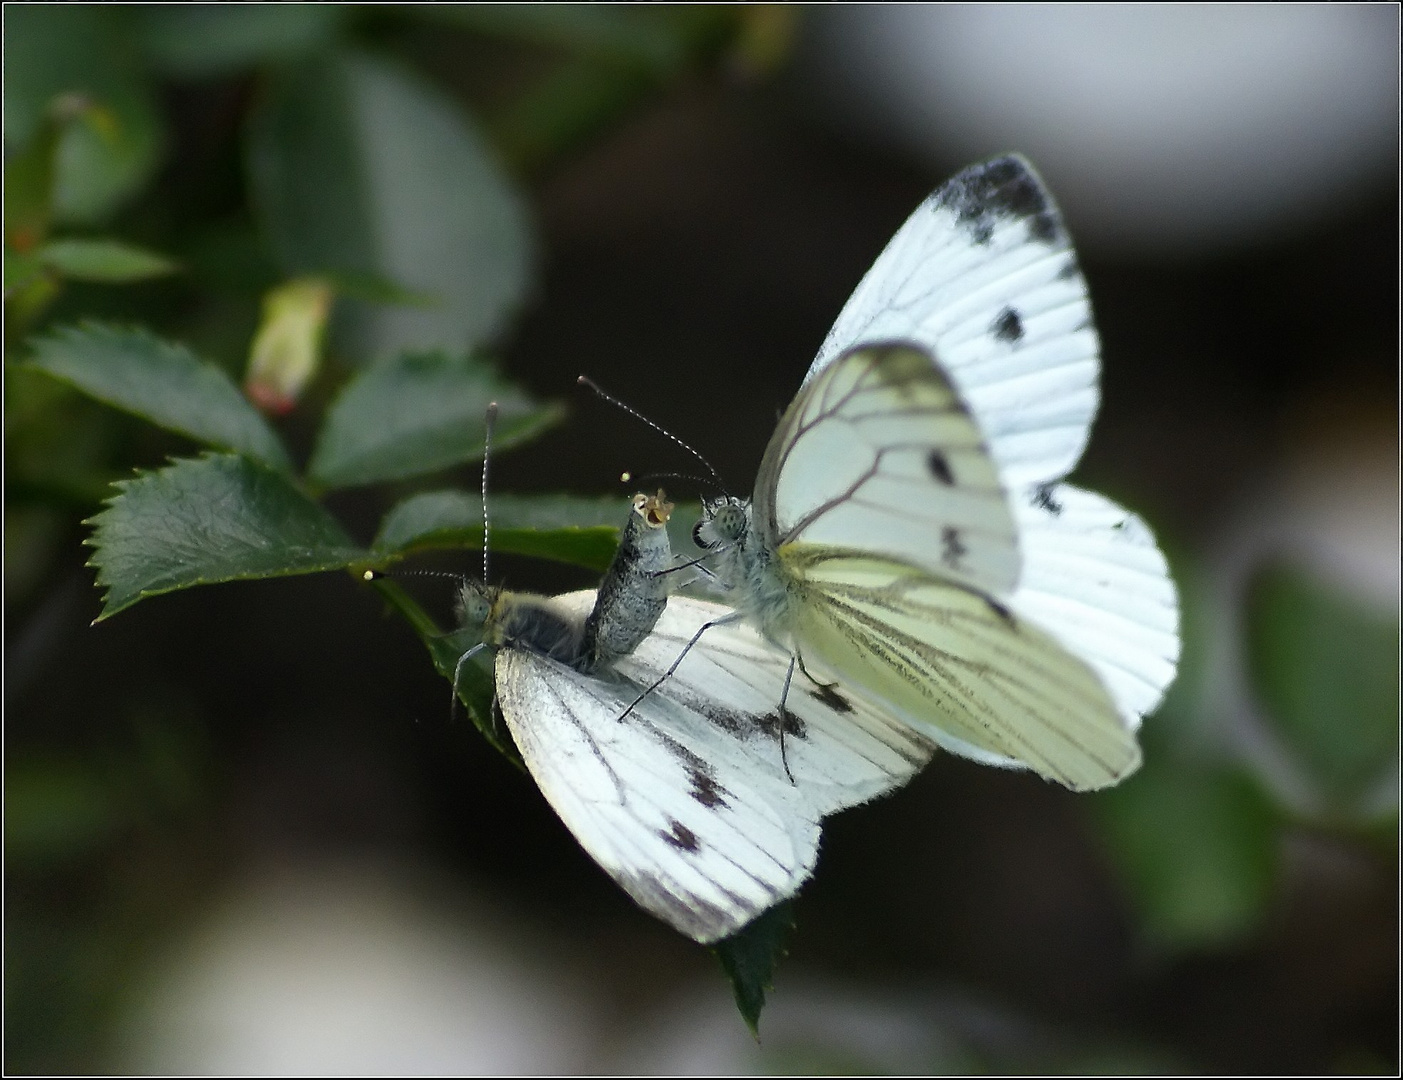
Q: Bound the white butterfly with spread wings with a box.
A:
[690,154,1181,792]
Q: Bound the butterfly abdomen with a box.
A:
[581,491,674,672]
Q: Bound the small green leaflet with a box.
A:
[712,900,796,1036]
[25,323,291,471]
[85,453,364,619]
[308,350,563,490]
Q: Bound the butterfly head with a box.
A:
[693,496,750,550]
[454,578,500,634]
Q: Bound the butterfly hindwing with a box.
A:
[755,341,1020,597]
[810,155,1099,492]
[494,593,818,945]
[781,547,1140,791]
[1012,482,1181,726]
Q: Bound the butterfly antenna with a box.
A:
[629,470,716,493]
[482,402,498,584]
[369,569,465,582]
[577,375,729,496]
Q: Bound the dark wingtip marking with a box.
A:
[927,450,955,485]
[1057,256,1081,281]
[661,819,700,852]
[810,682,854,714]
[991,306,1024,343]
[936,156,1063,247]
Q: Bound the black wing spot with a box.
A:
[657,730,732,808]
[991,306,1024,343]
[927,450,955,485]
[1032,482,1063,516]
[985,596,1016,626]
[809,682,853,714]
[941,526,967,570]
[688,764,727,808]
[758,710,807,741]
[661,819,700,852]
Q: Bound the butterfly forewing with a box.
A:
[810,155,1099,491]
[757,342,1020,597]
[783,548,1140,791]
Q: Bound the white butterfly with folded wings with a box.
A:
[470,154,1180,944]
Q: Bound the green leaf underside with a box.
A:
[36,237,178,281]
[246,48,532,361]
[372,490,639,571]
[134,5,346,77]
[712,900,796,1036]
[1246,560,1400,813]
[5,5,165,226]
[24,323,291,471]
[1094,764,1278,949]
[308,350,563,490]
[86,453,363,618]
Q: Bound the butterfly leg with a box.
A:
[777,654,796,785]
[617,609,746,721]
[450,641,488,719]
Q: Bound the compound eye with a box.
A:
[718,504,745,540]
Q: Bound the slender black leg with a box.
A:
[618,609,745,721]
[777,654,796,784]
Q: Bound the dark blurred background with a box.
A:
[5,6,1398,1073]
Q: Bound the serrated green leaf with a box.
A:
[85,453,364,618]
[246,47,532,361]
[35,237,178,282]
[373,490,631,571]
[135,5,347,77]
[1093,763,1279,950]
[1245,560,1400,816]
[308,350,562,490]
[712,900,795,1036]
[24,323,291,471]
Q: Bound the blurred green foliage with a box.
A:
[5,6,803,1067]
[1245,561,1399,818]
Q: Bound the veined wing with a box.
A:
[810,155,1099,491]
[496,595,818,945]
[616,595,938,817]
[1011,483,1180,726]
[782,547,1140,792]
[755,341,1019,596]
